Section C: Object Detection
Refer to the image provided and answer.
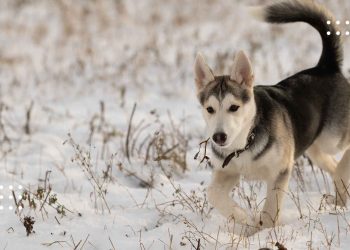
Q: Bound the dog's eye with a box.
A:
[228,105,239,112]
[206,106,215,114]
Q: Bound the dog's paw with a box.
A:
[320,194,347,208]
[323,194,336,205]
[241,213,278,237]
[226,214,261,237]
[239,216,263,237]
[226,206,251,225]
[242,223,262,237]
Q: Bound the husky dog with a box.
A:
[194,0,350,235]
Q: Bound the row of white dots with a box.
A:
[327,31,350,36]
[0,205,22,210]
[327,20,350,25]
[0,185,23,190]
[0,194,22,200]
[0,185,24,210]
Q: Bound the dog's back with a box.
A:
[254,0,350,157]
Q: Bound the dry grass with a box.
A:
[1,0,350,248]
[64,134,112,214]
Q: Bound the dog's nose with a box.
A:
[212,132,227,145]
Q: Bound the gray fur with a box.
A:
[198,75,250,105]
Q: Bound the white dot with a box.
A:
[327,20,331,25]
[346,20,350,25]
[18,185,23,190]
[336,31,341,36]
[18,195,22,200]
[0,185,3,190]
[346,31,350,36]
[327,31,331,35]
[9,185,13,190]
[9,206,13,210]
[8,195,12,200]
[0,206,3,210]
[18,206,23,210]
[0,195,3,199]
[336,20,341,25]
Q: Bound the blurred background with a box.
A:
[1,0,350,249]
[1,0,350,101]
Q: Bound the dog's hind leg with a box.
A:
[207,170,249,224]
[306,145,337,176]
[334,149,350,207]
[306,144,350,206]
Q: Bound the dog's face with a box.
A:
[194,51,256,148]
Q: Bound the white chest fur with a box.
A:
[210,142,284,181]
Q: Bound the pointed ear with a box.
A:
[230,50,254,87]
[194,53,215,91]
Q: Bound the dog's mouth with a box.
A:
[214,142,227,147]
[211,139,231,149]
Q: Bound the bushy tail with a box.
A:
[252,0,343,72]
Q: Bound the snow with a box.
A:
[1,0,350,249]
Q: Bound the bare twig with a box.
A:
[125,103,137,162]
[24,101,34,135]
[194,138,210,164]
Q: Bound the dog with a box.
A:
[194,0,350,235]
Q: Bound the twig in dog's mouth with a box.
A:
[194,138,210,163]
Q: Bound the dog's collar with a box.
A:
[219,129,256,168]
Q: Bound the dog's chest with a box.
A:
[232,155,272,180]
[210,148,280,181]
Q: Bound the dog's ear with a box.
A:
[230,50,254,87]
[194,53,215,91]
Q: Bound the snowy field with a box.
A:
[1,0,350,249]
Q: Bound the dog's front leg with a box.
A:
[260,167,291,228]
[244,167,291,236]
[207,170,249,224]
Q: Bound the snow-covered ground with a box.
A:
[1,0,350,249]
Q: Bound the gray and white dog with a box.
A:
[194,0,350,235]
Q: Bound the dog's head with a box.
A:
[194,51,256,149]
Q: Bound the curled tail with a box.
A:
[252,0,343,72]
